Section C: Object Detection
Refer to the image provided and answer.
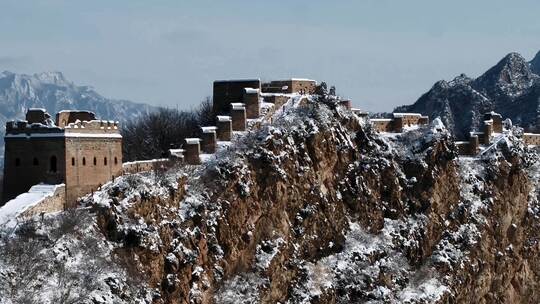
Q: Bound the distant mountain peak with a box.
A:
[395,51,540,138]
[474,52,537,97]
[449,73,473,86]
[32,71,68,85]
[0,69,154,124]
[531,50,540,75]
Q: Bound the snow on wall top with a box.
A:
[202,126,217,133]
[217,115,232,122]
[5,132,122,139]
[244,88,260,94]
[122,158,169,167]
[231,103,246,110]
[289,78,317,82]
[57,109,96,115]
[393,113,424,118]
[185,138,202,144]
[0,183,64,225]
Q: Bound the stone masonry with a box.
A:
[2,109,122,207]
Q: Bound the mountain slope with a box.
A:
[531,50,540,75]
[0,96,539,303]
[395,52,540,138]
[0,71,154,126]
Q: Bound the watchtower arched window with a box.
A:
[50,156,57,173]
[15,158,21,167]
[82,157,86,166]
[33,158,39,166]
[72,157,75,166]
[104,157,107,166]
[93,157,97,166]
[114,157,118,165]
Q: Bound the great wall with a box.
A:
[0,78,539,223]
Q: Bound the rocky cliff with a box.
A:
[0,96,539,303]
[395,52,540,138]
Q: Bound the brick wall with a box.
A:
[64,137,123,207]
[3,137,66,202]
[524,133,540,146]
[122,159,170,174]
[371,119,394,132]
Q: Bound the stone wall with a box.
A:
[122,159,170,175]
[20,184,66,217]
[262,94,290,105]
[3,137,66,202]
[524,133,540,146]
[64,137,123,207]
[371,113,429,133]
[393,113,430,129]
[371,119,394,132]
[262,79,317,94]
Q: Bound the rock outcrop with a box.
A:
[2,95,539,303]
[83,97,540,303]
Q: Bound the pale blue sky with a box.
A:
[1,0,539,111]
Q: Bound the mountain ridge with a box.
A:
[0,70,155,123]
[395,51,540,138]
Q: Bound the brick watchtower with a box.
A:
[2,109,123,208]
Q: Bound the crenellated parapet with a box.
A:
[456,111,540,156]
[5,110,120,138]
[524,133,540,146]
[64,119,121,136]
[175,77,363,167]
[371,113,429,133]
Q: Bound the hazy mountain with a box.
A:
[395,52,540,138]
[0,70,154,125]
[0,70,156,167]
[531,50,540,75]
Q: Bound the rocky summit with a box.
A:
[395,52,540,139]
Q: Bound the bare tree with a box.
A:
[122,97,215,162]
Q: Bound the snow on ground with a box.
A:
[214,273,269,304]
[0,208,150,304]
[291,221,448,303]
[0,183,64,226]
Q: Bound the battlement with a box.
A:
[371,113,429,133]
[213,77,320,116]
[524,133,540,146]
[261,79,317,94]
[6,109,120,138]
[56,110,96,128]
[456,112,539,156]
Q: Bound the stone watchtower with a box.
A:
[2,109,123,208]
